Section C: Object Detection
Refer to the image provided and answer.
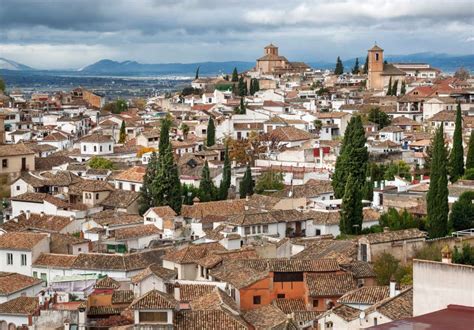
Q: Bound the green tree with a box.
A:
[254,79,260,93]
[464,168,474,180]
[238,76,247,96]
[453,244,474,266]
[199,161,216,202]
[449,191,474,231]
[334,56,344,75]
[139,152,159,214]
[239,164,254,198]
[339,174,363,235]
[231,67,239,82]
[332,116,369,199]
[112,99,128,114]
[153,144,182,214]
[181,123,190,139]
[88,156,115,170]
[235,98,246,115]
[392,79,399,96]
[158,117,171,155]
[0,77,5,92]
[466,130,474,170]
[400,81,406,95]
[118,121,127,143]
[368,107,391,129]
[219,145,231,200]
[206,118,216,147]
[363,55,369,74]
[449,103,464,182]
[195,66,200,80]
[373,252,412,285]
[313,119,323,134]
[255,171,284,194]
[380,208,419,230]
[386,77,392,96]
[352,58,360,74]
[384,161,411,180]
[427,125,449,238]
[181,183,200,205]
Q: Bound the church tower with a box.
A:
[367,44,384,90]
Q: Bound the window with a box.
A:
[16,186,20,191]
[316,229,321,236]
[253,296,261,305]
[360,244,368,262]
[40,273,47,283]
[245,227,250,235]
[277,294,285,299]
[375,53,379,61]
[263,225,268,233]
[94,146,97,152]
[374,318,378,326]
[139,311,167,323]
[325,321,334,329]
[274,272,304,282]
[7,253,13,265]
[257,226,261,234]
[95,193,99,199]
[252,226,256,234]
[119,182,123,189]
[109,145,112,151]
[33,271,38,278]
[131,184,136,192]
[100,146,103,152]
[2,159,8,168]
[313,299,319,307]
[83,145,86,152]
[21,254,27,266]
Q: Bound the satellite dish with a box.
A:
[359,311,366,320]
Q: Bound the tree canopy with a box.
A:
[88,156,115,170]
[255,171,284,194]
[334,56,344,75]
[449,102,464,182]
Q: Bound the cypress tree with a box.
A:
[352,58,360,74]
[449,102,464,182]
[119,120,127,143]
[238,76,247,96]
[199,161,216,202]
[340,174,363,235]
[158,117,171,157]
[239,164,254,198]
[334,56,344,75]
[206,118,215,147]
[231,68,239,82]
[219,145,231,200]
[138,151,159,215]
[427,125,449,238]
[153,143,182,214]
[363,55,369,74]
[249,79,254,95]
[332,116,368,199]
[392,80,399,96]
[254,79,260,93]
[466,130,474,169]
[387,77,392,96]
[400,81,406,95]
[238,98,246,115]
[195,66,200,80]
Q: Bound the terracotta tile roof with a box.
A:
[12,213,72,233]
[114,224,161,241]
[170,283,216,302]
[94,276,120,289]
[174,309,250,330]
[226,209,313,226]
[338,286,390,305]
[234,123,264,131]
[243,304,288,329]
[163,242,227,264]
[364,287,413,320]
[91,211,142,227]
[112,290,134,304]
[80,133,113,143]
[428,110,456,122]
[306,272,357,297]
[209,262,269,289]
[148,206,177,222]
[292,239,357,264]
[71,253,132,271]
[88,306,125,315]
[131,264,177,284]
[0,232,48,250]
[238,258,340,273]
[70,180,114,192]
[379,125,403,133]
[129,289,178,310]
[271,180,333,198]
[190,287,239,313]
[0,296,39,315]
[328,304,361,321]
[340,261,375,279]
[269,126,314,142]
[33,253,78,269]
[11,192,71,208]
[100,190,140,209]
[0,272,43,295]
[391,116,422,126]
[113,166,145,183]
[0,143,35,157]
[362,228,426,244]
[40,170,83,186]
[272,298,306,314]
[317,111,349,119]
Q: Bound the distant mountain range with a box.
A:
[1,52,473,76]
[0,58,33,71]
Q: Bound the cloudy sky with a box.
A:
[1,0,473,69]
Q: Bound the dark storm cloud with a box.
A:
[0,0,472,69]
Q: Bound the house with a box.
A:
[38,131,71,150]
[129,289,179,328]
[378,126,403,144]
[130,264,177,296]
[0,143,35,175]
[427,110,457,138]
[143,206,180,239]
[3,212,81,234]
[305,272,357,311]
[79,133,114,157]
[0,272,43,303]
[268,126,315,148]
[358,228,427,263]
[110,224,163,250]
[113,166,145,192]
[0,296,39,329]
[316,111,351,139]
[0,232,50,276]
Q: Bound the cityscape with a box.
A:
[0,1,473,329]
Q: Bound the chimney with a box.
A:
[389,276,398,298]
[26,210,31,220]
[441,245,452,264]
[104,224,110,237]
[174,283,180,301]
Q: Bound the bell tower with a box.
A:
[367,44,384,90]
